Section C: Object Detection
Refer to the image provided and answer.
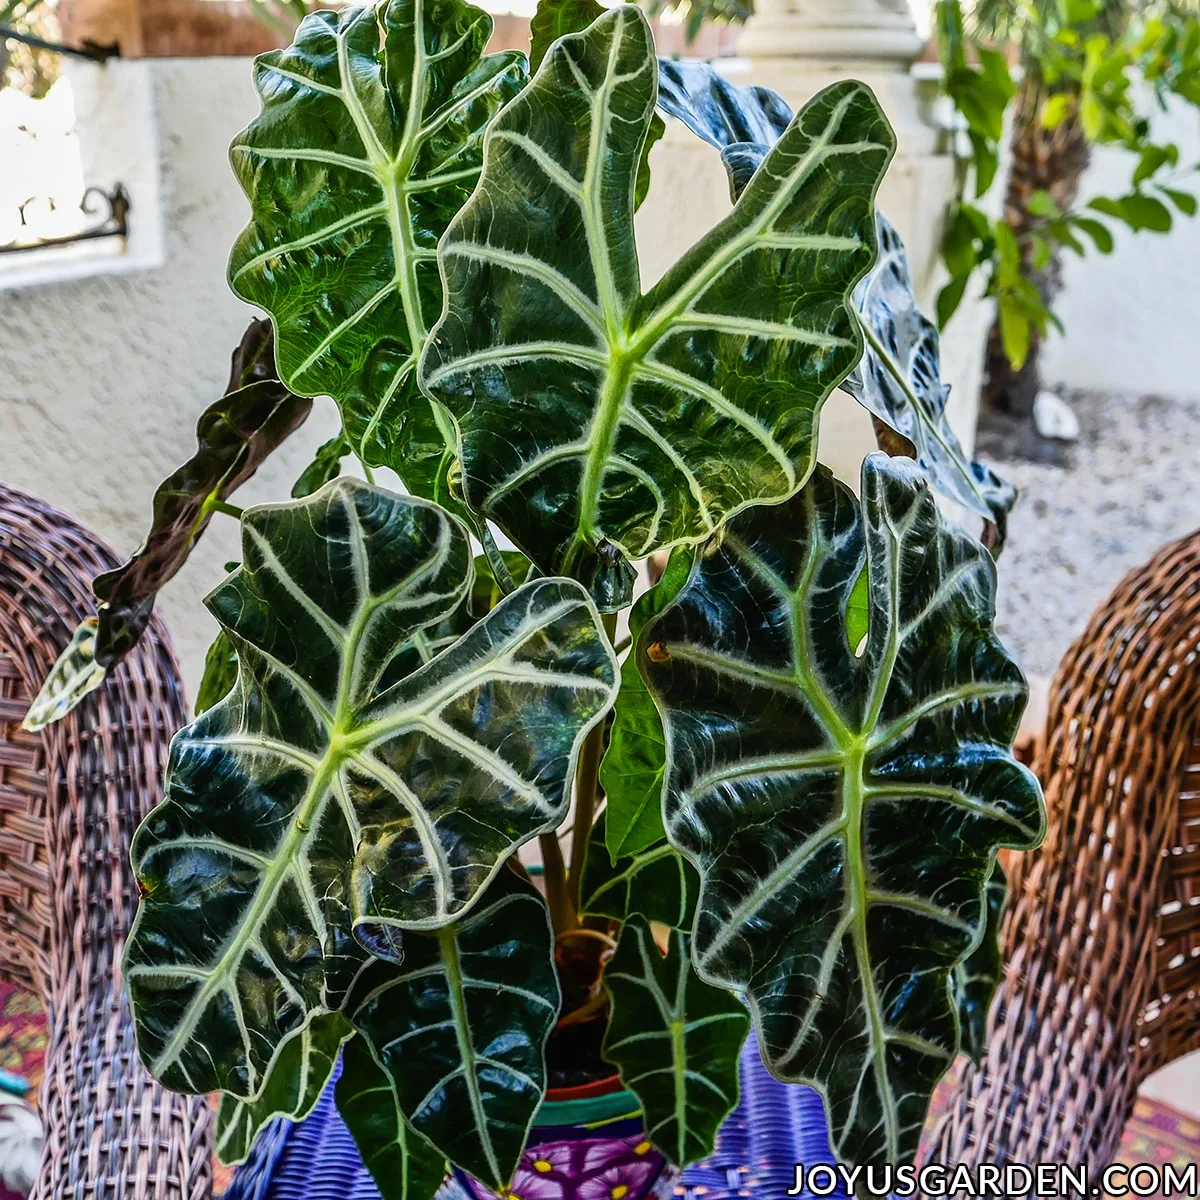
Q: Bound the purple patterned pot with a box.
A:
[224,1040,840,1200]
[442,1077,675,1200]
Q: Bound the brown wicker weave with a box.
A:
[928,529,1200,1171]
[0,483,212,1200]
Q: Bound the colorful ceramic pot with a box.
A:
[445,1076,676,1200]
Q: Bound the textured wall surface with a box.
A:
[0,58,340,701]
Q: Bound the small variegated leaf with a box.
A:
[600,546,693,860]
[124,480,615,1100]
[953,859,1007,1066]
[228,0,527,504]
[214,1012,353,1167]
[580,813,697,929]
[350,867,559,1192]
[91,376,312,667]
[336,1035,447,1200]
[420,6,893,609]
[844,212,1017,543]
[21,617,106,732]
[641,453,1044,1168]
[602,916,748,1165]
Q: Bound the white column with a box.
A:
[730,0,990,469]
[734,0,938,156]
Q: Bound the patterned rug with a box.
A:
[0,979,1193,1198]
[0,985,43,1105]
[0,982,45,1200]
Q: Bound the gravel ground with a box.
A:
[985,389,1200,680]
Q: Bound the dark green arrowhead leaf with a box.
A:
[655,58,791,200]
[953,859,1007,1066]
[292,433,352,499]
[653,72,1015,548]
[195,629,239,715]
[228,0,527,500]
[420,6,893,609]
[600,546,693,860]
[124,479,615,1099]
[844,212,1017,543]
[21,617,105,732]
[91,375,312,667]
[214,1011,353,1166]
[640,453,1044,1168]
[350,867,559,1191]
[580,812,697,929]
[602,916,748,1165]
[336,1035,447,1200]
[529,0,602,71]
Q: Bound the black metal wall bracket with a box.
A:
[0,184,130,256]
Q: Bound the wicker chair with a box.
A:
[0,484,212,1200]
[0,481,1196,1197]
[927,529,1200,1170]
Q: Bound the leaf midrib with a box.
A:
[437,923,503,1187]
[555,60,873,559]
[150,499,456,1088]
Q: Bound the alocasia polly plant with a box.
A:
[30,0,1043,1193]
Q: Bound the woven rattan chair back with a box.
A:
[928,529,1200,1170]
[0,484,212,1200]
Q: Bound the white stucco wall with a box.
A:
[1042,94,1200,401]
[0,58,341,701]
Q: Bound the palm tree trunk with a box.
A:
[983,79,1090,418]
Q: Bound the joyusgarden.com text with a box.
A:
[787,1161,1199,1196]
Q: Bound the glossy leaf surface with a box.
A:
[580,813,697,929]
[844,212,1016,540]
[421,6,893,608]
[600,547,692,860]
[953,860,1007,1066]
[350,867,559,1191]
[214,1012,352,1166]
[336,1036,448,1200]
[195,630,238,716]
[529,0,602,71]
[529,0,662,207]
[641,454,1043,1167]
[292,433,351,499]
[653,69,1015,543]
[655,59,791,200]
[124,480,615,1098]
[228,0,527,492]
[22,617,105,732]
[91,378,312,667]
[602,916,748,1165]
[226,317,280,389]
